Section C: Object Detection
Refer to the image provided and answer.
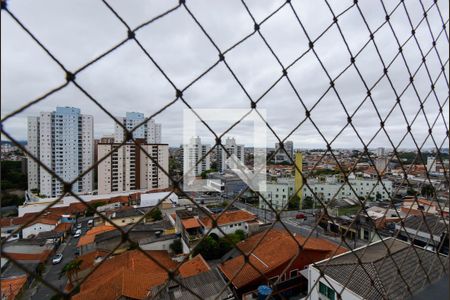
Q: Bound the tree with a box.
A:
[302,196,314,209]
[288,195,300,210]
[421,184,434,198]
[375,192,382,201]
[170,239,183,254]
[149,207,162,221]
[406,188,417,196]
[86,201,106,216]
[234,229,245,241]
[60,259,83,286]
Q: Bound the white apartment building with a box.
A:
[302,173,393,202]
[257,174,393,209]
[97,141,169,194]
[27,107,93,197]
[217,137,245,172]
[259,178,295,210]
[274,140,294,163]
[114,112,161,143]
[183,137,211,176]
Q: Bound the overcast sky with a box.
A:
[1,0,448,149]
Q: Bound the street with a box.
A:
[30,219,90,299]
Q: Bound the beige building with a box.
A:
[97,139,169,194]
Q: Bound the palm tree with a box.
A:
[59,259,83,286]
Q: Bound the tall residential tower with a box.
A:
[114,112,161,143]
[27,107,94,197]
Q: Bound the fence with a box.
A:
[1,0,449,299]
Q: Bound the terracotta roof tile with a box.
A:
[72,250,176,300]
[219,229,347,289]
[201,210,256,228]
[76,225,116,247]
[3,250,52,263]
[182,218,201,230]
[178,254,210,278]
[1,275,28,300]
[54,223,72,233]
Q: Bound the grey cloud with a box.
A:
[1,0,448,149]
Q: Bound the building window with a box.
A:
[319,282,336,300]
[289,269,298,279]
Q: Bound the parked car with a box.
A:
[87,220,94,227]
[52,254,63,264]
[296,213,306,219]
[74,229,82,238]
[76,223,82,229]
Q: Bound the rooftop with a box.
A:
[200,210,257,229]
[219,229,347,289]
[314,238,448,299]
[0,275,28,300]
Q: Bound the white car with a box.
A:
[76,223,82,229]
[87,220,94,227]
[74,229,82,238]
[52,254,63,264]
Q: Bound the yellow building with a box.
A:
[294,152,303,208]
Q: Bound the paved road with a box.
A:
[31,220,90,299]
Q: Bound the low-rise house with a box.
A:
[306,238,448,300]
[200,209,258,238]
[77,222,176,255]
[71,250,177,300]
[105,207,146,227]
[77,225,116,255]
[152,268,235,300]
[400,196,444,216]
[0,274,28,300]
[173,207,208,253]
[395,214,448,254]
[22,213,61,238]
[218,229,347,297]
[71,250,211,300]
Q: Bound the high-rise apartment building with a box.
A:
[27,107,94,197]
[114,112,161,143]
[183,137,211,176]
[217,137,245,173]
[97,139,169,194]
[274,141,294,163]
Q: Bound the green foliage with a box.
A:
[193,231,246,260]
[86,201,106,216]
[60,259,83,286]
[170,239,183,254]
[406,188,418,196]
[1,193,25,207]
[149,207,163,221]
[421,184,435,198]
[337,205,361,216]
[302,196,314,209]
[288,195,300,210]
[200,169,217,179]
[309,169,340,176]
[1,161,26,207]
[1,161,27,190]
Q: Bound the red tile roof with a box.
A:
[72,250,177,300]
[77,225,116,247]
[1,275,28,300]
[182,218,201,230]
[3,250,52,263]
[178,254,210,278]
[54,223,72,233]
[219,229,347,289]
[201,210,256,228]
